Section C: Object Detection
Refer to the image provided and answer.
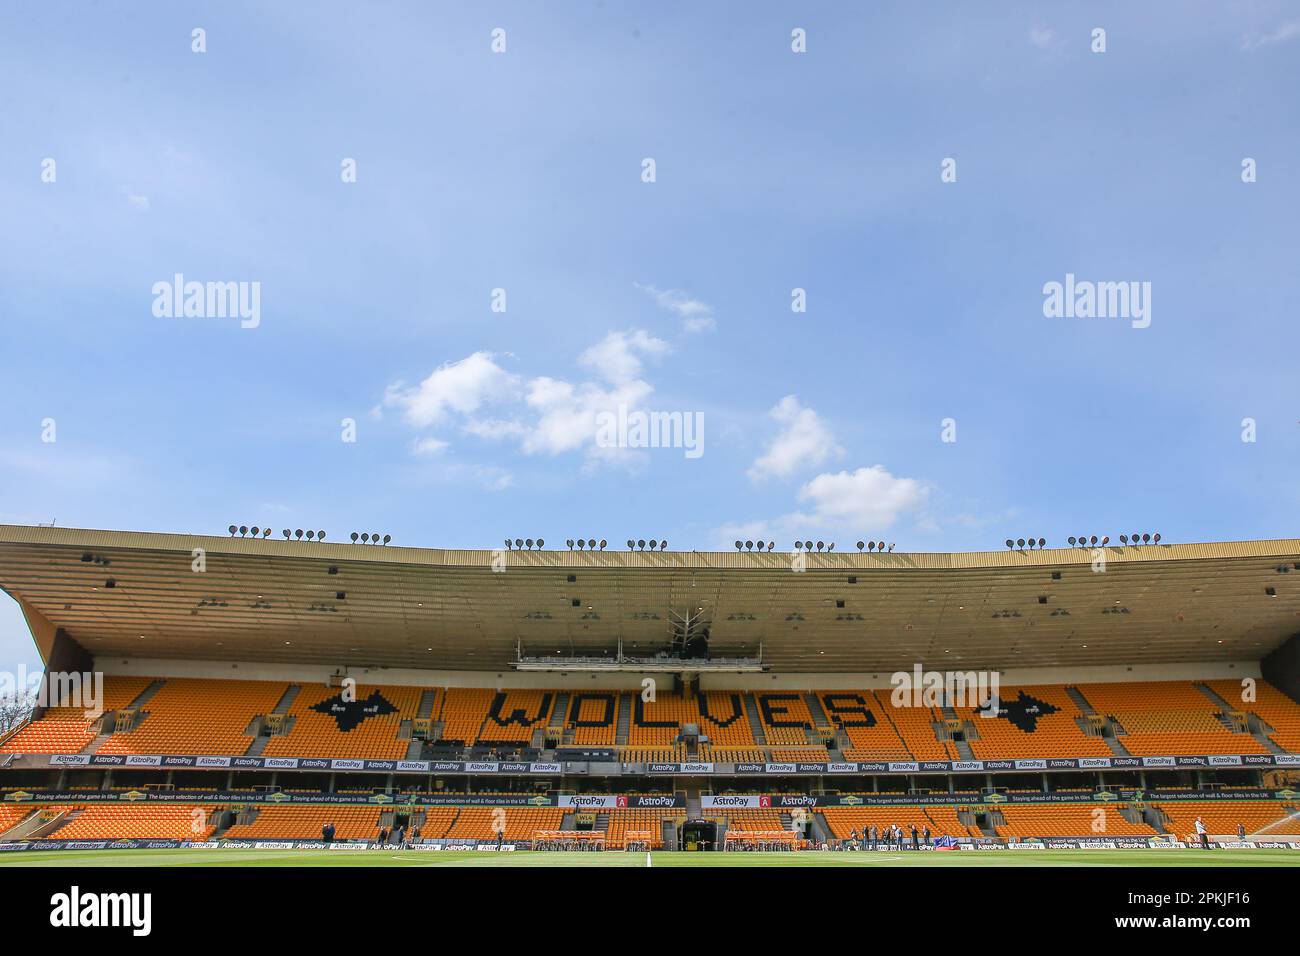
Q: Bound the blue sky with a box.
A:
[2,2,1299,673]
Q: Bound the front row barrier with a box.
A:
[624,829,653,851]
[723,830,799,851]
[530,830,606,851]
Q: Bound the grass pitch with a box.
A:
[1,848,1297,867]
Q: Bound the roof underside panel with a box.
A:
[0,526,1297,672]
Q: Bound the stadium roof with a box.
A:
[0,524,1297,673]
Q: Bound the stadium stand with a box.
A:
[995,805,1157,838]
[820,806,970,840]
[713,809,787,832]
[52,805,217,841]
[881,699,952,760]
[604,808,683,848]
[0,675,154,754]
[264,683,421,759]
[959,685,1112,760]
[1079,681,1266,756]
[754,692,815,745]
[1156,801,1300,839]
[819,690,913,761]
[7,678,1300,762]
[477,689,554,744]
[413,807,461,840]
[435,688,496,746]
[0,805,32,836]
[699,691,759,747]
[97,678,286,756]
[627,692,691,747]
[1207,678,1300,752]
[223,806,383,841]
[770,746,830,762]
[3,525,1300,866]
[565,692,620,746]
[621,746,690,763]
[443,807,564,842]
[698,744,765,762]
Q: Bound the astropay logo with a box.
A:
[635,796,677,808]
[49,886,151,936]
[709,795,752,808]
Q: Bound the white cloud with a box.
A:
[578,329,669,384]
[793,466,928,529]
[1028,27,1059,50]
[461,418,528,441]
[1240,20,1300,51]
[383,352,519,427]
[125,193,150,210]
[384,331,666,469]
[521,375,654,463]
[747,395,842,481]
[470,465,513,491]
[409,437,449,457]
[635,282,716,332]
[718,464,928,548]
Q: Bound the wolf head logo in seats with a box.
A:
[992,691,1059,732]
[311,691,398,731]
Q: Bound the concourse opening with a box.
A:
[680,819,717,851]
